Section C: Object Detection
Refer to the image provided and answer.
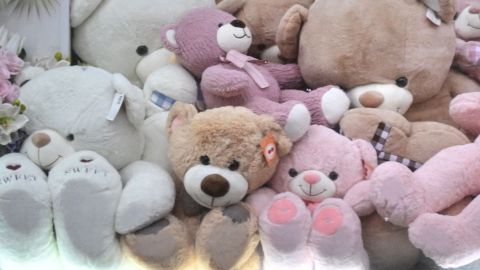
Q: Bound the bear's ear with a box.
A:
[256,116,292,157]
[421,0,456,22]
[166,102,198,138]
[352,139,378,179]
[276,4,309,62]
[70,0,104,28]
[160,25,181,54]
[111,74,145,129]
[217,0,246,14]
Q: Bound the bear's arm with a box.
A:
[446,70,480,96]
[263,63,306,89]
[343,181,375,217]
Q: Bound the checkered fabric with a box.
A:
[372,122,423,171]
[151,90,176,110]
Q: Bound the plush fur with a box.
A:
[277,0,480,126]
[124,103,292,270]
[160,8,350,141]
[217,0,313,62]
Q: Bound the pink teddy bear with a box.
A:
[454,0,480,82]
[247,125,377,270]
[160,8,350,141]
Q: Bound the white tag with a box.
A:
[106,93,125,121]
[426,9,441,26]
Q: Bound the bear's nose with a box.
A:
[304,172,321,185]
[201,174,230,197]
[31,132,51,148]
[230,20,246,28]
[359,91,384,108]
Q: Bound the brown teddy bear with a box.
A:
[216,0,313,62]
[122,103,292,270]
[276,0,480,127]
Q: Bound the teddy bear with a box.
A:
[453,0,480,83]
[123,102,292,270]
[369,129,480,268]
[339,108,471,167]
[246,125,422,270]
[276,0,480,127]
[70,0,215,85]
[160,8,350,142]
[4,65,176,269]
[216,0,314,63]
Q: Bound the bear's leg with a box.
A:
[370,161,425,227]
[409,196,480,268]
[48,152,123,269]
[259,192,312,270]
[280,86,350,126]
[123,215,195,270]
[196,203,259,270]
[0,155,59,270]
[245,98,310,142]
[309,198,369,270]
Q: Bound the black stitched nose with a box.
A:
[201,174,230,197]
[230,20,246,28]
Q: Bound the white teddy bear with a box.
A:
[0,65,176,270]
[71,0,215,85]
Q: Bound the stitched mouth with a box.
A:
[233,30,251,39]
[193,192,231,208]
[468,23,480,30]
[299,185,326,197]
[44,155,62,168]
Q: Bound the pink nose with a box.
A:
[303,172,321,185]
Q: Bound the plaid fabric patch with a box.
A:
[371,122,423,171]
[151,90,176,110]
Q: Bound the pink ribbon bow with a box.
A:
[221,50,270,89]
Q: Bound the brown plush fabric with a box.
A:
[277,0,480,125]
[340,108,470,164]
[218,0,313,57]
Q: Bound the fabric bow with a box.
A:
[220,50,269,89]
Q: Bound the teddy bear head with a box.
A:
[217,0,313,59]
[455,0,480,40]
[160,8,253,78]
[277,0,456,110]
[18,66,145,170]
[269,125,377,203]
[71,0,215,84]
[167,103,291,209]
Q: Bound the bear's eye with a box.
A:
[228,160,240,171]
[218,23,224,28]
[328,171,339,181]
[454,12,459,20]
[136,45,149,56]
[395,76,408,88]
[66,134,75,141]
[200,155,210,165]
[288,168,298,177]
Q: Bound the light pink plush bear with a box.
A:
[160,8,350,141]
[247,125,377,270]
[454,0,480,82]
[370,115,480,269]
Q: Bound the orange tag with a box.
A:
[260,133,278,167]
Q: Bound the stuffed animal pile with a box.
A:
[2,0,480,270]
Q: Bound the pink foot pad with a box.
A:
[313,207,343,236]
[267,198,298,224]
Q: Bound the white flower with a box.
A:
[0,103,28,145]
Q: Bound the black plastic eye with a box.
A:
[329,171,339,181]
[454,12,459,20]
[66,134,75,141]
[218,23,224,28]
[395,77,408,88]
[19,48,27,60]
[200,155,210,165]
[136,45,149,56]
[228,160,240,171]
[288,168,298,177]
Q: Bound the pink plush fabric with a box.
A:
[247,125,377,270]
[370,136,480,267]
[450,92,480,135]
[160,8,336,127]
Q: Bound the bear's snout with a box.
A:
[230,19,246,29]
[31,132,51,148]
[359,91,384,108]
[201,174,230,197]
